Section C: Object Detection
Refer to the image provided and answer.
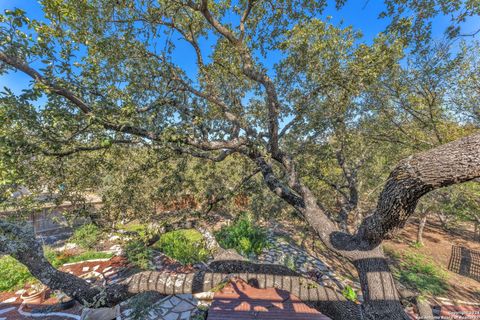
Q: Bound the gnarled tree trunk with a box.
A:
[1,130,479,320]
[353,254,410,320]
[290,132,480,319]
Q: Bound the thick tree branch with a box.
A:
[0,52,92,114]
[357,131,480,245]
[196,0,240,44]
[0,51,246,153]
[188,0,281,156]
[249,153,305,211]
[246,151,343,254]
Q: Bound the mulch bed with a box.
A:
[152,251,196,273]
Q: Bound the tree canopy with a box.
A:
[0,1,479,319]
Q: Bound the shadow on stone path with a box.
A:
[255,233,363,300]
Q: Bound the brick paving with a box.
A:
[207,278,331,320]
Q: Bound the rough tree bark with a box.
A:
[357,132,480,245]
[350,132,480,319]
[254,132,480,319]
[1,34,480,319]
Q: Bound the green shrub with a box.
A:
[283,255,296,271]
[0,256,35,291]
[393,252,448,296]
[341,285,358,302]
[70,223,102,249]
[125,240,152,269]
[154,229,209,265]
[215,213,268,257]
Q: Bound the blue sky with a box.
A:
[0,0,479,96]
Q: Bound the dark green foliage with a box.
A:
[70,223,102,249]
[215,213,268,257]
[154,229,209,265]
[125,240,153,269]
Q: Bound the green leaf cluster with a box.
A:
[125,240,153,270]
[215,212,268,257]
[69,223,103,249]
[154,229,210,265]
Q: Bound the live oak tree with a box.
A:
[383,0,480,52]
[452,41,480,125]
[365,40,480,246]
[0,1,479,319]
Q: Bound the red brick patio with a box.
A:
[439,304,480,320]
[208,279,331,320]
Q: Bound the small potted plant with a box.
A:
[20,282,47,304]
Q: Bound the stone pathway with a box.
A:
[198,227,362,298]
[121,294,198,320]
[257,234,330,273]
[255,233,362,298]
